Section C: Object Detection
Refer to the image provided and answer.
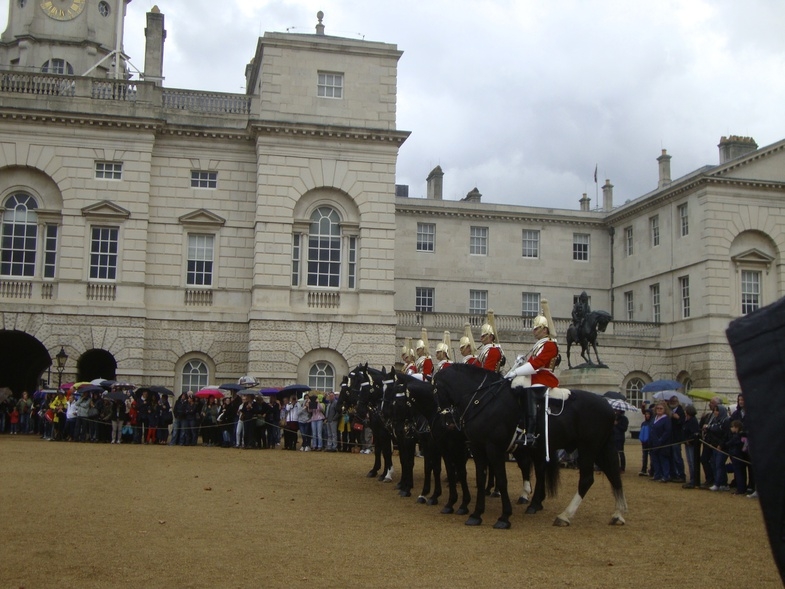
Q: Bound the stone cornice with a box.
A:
[250,121,410,145]
[0,109,162,132]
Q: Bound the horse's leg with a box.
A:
[566,341,573,368]
[417,435,432,504]
[426,439,442,505]
[486,447,513,529]
[554,449,596,526]
[514,451,532,505]
[367,423,381,478]
[592,341,603,366]
[381,434,394,482]
[400,435,416,497]
[526,454,546,514]
[440,449,458,514]
[596,435,627,525]
[466,444,487,526]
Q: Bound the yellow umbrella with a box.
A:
[687,389,727,403]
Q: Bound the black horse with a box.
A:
[434,363,627,529]
[348,364,394,483]
[566,310,612,368]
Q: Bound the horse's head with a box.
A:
[594,311,612,332]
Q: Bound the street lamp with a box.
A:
[55,346,68,391]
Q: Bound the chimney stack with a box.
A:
[657,149,671,189]
[143,7,166,87]
[718,136,758,164]
[462,188,482,203]
[426,166,444,200]
[579,193,590,212]
[602,179,614,211]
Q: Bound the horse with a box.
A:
[566,310,612,368]
[434,363,627,529]
[347,364,394,483]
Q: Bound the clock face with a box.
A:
[40,0,86,21]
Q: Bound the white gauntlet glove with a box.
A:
[504,362,536,380]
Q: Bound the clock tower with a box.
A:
[0,0,132,77]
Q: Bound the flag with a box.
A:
[593,164,598,184]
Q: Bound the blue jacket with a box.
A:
[650,414,672,448]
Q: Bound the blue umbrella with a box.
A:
[219,383,245,392]
[641,379,682,393]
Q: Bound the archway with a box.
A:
[0,330,51,395]
[77,349,117,382]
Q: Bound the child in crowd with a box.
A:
[9,406,20,434]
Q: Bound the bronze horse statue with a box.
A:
[566,310,612,368]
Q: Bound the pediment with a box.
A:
[178,209,226,227]
[731,248,775,273]
[81,200,131,219]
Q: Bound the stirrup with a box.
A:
[511,428,537,448]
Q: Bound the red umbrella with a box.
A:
[194,388,225,399]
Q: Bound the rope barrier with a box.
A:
[643,436,751,465]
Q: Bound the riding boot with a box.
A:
[511,388,538,447]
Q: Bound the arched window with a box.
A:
[308,361,335,392]
[41,59,74,75]
[625,377,646,408]
[1,193,38,277]
[181,360,208,394]
[307,206,341,288]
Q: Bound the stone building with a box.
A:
[1,2,784,405]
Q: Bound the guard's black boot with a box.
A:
[511,388,538,447]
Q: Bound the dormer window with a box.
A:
[41,59,74,75]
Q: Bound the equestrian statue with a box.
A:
[566,291,612,368]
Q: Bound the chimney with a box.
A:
[579,193,590,212]
[462,188,482,203]
[426,166,444,200]
[143,7,166,87]
[602,179,614,211]
[718,136,758,164]
[315,11,325,35]
[657,149,671,189]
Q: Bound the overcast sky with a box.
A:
[4,0,785,210]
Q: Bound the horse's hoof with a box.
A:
[465,516,482,526]
[416,495,426,504]
[493,520,511,530]
[525,505,542,515]
[609,516,626,526]
[553,517,571,527]
[490,491,501,498]
[440,506,454,515]
[427,497,439,506]
[517,497,529,505]
[366,470,378,478]
[400,490,411,498]
[456,507,469,516]
[394,483,402,490]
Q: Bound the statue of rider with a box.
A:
[572,291,590,335]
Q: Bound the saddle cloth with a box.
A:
[510,376,571,402]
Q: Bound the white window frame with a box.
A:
[89,226,119,281]
[1,193,38,278]
[650,215,660,247]
[186,233,215,287]
[307,206,342,288]
[522,229,540,259]
[521,292,540,317]
[469,290,488,316]
[625,377,646,407]
[741,270,761,315]
[470,226,488,256]
[678,203,689,237]
[191,170,217,189]
[95,161,122,180]
[624,226,633,256]
[679,275,690,319]
[415,287,434,313]
[573,233,590,261]
[624,291,634,321]
[181,359,208,394]
[317,72,343,99]
[309,361,336,392]
[416,223,435,252]
[650,283,660,323]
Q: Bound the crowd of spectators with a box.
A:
[0,387,371,453]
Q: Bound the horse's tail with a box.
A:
[544,453,560,498]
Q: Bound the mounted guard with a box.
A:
[459,322,480,366]
[414,328,434,379]
[505,299,561,447]
[434,331,453,375]
[401,338,415,375]
[477,310,505,372]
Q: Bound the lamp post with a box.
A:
[55,347,68,391]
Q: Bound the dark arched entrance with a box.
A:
[77,349,117,382]
[0,330,51,396]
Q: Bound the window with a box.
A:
[415,287,434,313]
[650,216,659,247]
[291,234,301,287]
[307,206,341,288]
[347,236,357,289]
[95,161,122,180]
[98,1,110,17]
[469,290,487,316]
[470,226,488,256]
[679,275,690,318]
[191,171,217,189]
[181,360,208,394]
[317,72,343,98]
[41,59,73,75]
[521,292,540,317]
[678,203,689,237]
[187,234,214,286]
[309,361,336,392]
[416,223,435,252]
[1,193,38,277]
[625,377,646,408]
[650,283,660,323]
[741,270,761,315]
[573,233,590,261]
[624,291,634,321]
[89,226,118,280]
[624,226,633,256]
[43,225,58,279]
[522,229,540,258]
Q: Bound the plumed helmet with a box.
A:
[436,331,451,358]
[459,322,477,355]
[532,314,549,330]
[415,339,425,351]
[416,328,430,356]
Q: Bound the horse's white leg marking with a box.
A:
[556,492,583,524]
[520,479,532,501]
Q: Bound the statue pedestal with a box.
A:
[557,366,622,395]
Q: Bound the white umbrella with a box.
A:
[652,390,692,405]
[606,398,640,413]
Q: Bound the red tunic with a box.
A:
[478,344,503,372]
[527,339,560,388]
[415,355,434,377]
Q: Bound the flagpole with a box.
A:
[594,164,598,210]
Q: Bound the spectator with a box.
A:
[16,391,32,434]
[9,405,20,434]
[730,394,755,496]
[183,394,198,446]
[324,392,339,452]
[297,394,312,451]
[649,401,672,483]
[638,409,652,476]
[146,397,159,444]
[110,399,126,444]
[613,409,628,473]
[169,391,188,446]
[158,394,172,445]
[681,404,700,489]
[668,395,686,483]
[703,404,730,492]
[698,396,722,488]
[309,394,326,451]
[723,419,748,495]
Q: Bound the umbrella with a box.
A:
[280,384,311,395]
[144,385,174,396]
[606,398,639,413]
[641,379,683,393]
[0,387,12,403]
[687,389,727,403]
[603,391,627,401]
[652,390,692,405]
[194,389,225,399]
[75,385,105,396]
[259,387,280,395]
[238,375,258,388]
[104,390,130,402]
[219,383,245,392]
